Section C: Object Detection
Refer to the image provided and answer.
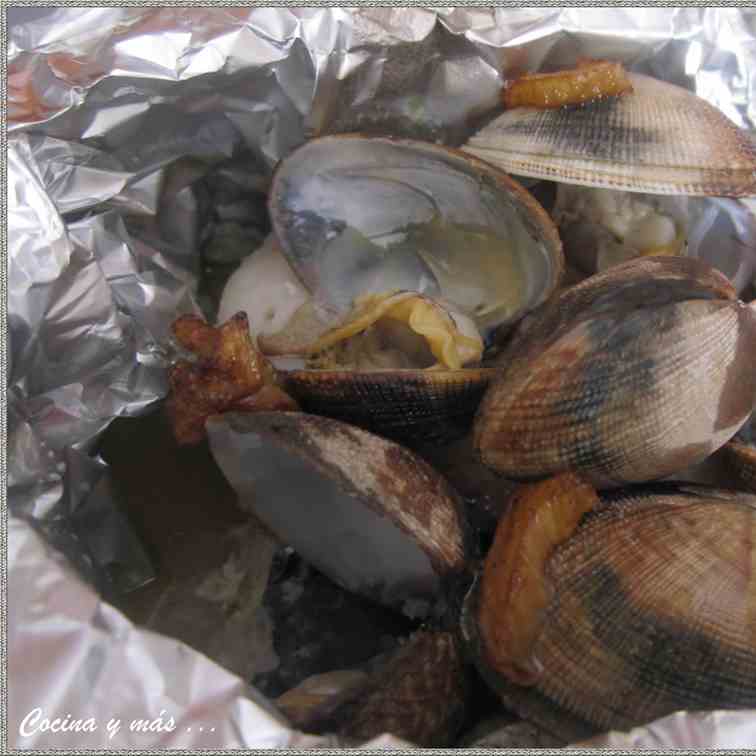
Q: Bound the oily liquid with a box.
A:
[317,214,530,332]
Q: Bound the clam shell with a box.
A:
[464,483,756,740]
[341,630,470,747]
[269,134,564,335]
[283,368,497,445]
[464,73,756,197]
[476,260,756,487]
[205,411,469,618]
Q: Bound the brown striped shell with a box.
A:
[269,290,494,444]
[463,480,756,742]
[494,255,738,377]
[340,630,470,747]
[205,411,470,619]
[282,368,497,445]
[275,630,470,747]
[475,257,756,487]
[464,72,756,197]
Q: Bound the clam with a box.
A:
[220,135,564,442]
[340,630,470,747]
[475,256,756,487]
[275,630,470,747]
[464,72,756,197]
[465,69,756,286]
[462,474,756,742]
[205,411,470,619]
[721,413,756,493]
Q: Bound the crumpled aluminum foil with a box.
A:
[8,6,756,749]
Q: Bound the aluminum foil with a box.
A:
[572,709,756,749]
[8,7,756,749]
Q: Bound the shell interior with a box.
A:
[269,136,563,337]
[206,411,467,618]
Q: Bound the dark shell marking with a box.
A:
[476,260,756,487]
[493,255,737,375]
[464,483,756,741]
[465,73,756,196]
[284,368,497,446]
[534,486,756,730]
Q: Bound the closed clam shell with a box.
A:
[283,368,497,445]
[464,73,756,197]
[464,483,756,741]
[476,259,756,487]
[206,411,469,618]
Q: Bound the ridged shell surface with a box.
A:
[464,73,756,197]
[481,485,756,738]
[476,294,756,487]
[284,368,497,445]
[341,631,469,747]
[494,255,737,378]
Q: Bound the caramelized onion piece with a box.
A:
[503,59,634,110]
[168,313,298,444]
[477,473,600,685]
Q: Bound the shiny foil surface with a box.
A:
[8,7,756,748]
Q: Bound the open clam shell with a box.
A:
[475,257,756,487]
[206,411,470,619]
[462,478,756,742]
[268,135,564,337]
[221,136,565,442]
[464,73,756,197]
[220,245,499,443]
